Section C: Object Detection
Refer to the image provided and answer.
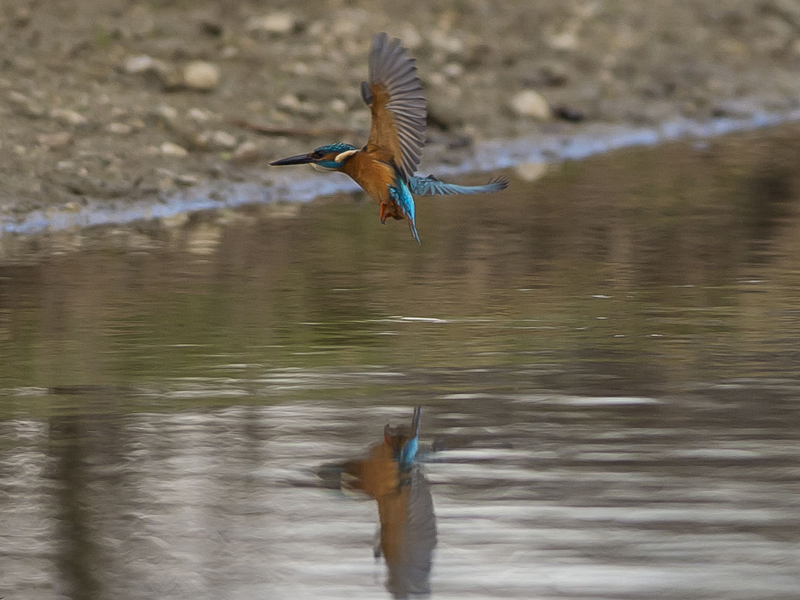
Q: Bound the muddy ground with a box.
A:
[2,0,800,223]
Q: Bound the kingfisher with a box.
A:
[269,32,509,244]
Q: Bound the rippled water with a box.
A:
[2,127,800,599]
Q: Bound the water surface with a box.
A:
[2,126,800,599]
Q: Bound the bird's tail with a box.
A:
[409,175,509,196]
[389,179,422,245]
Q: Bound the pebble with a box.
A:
[124,55,161,74]
[160,141,189,157]
[221,46,238,59]
[153,104,179,126]
[37,132,73,148]
[328,98,348,114]
[51,108,88,126]
[107,122,133,135]
[232,141,262,163]
[124,55,180,89]
[188,107,212,122]
[183,61,220,91]
[195,130,238,150]
[8,91,45,117]
[175,174,200,186]
[246,12,296,35]
[428,30,464,53]
[509,90,552,120]
[278,93,321,117]
[443,63,464,78]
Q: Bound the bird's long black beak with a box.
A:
[269,153,314,166]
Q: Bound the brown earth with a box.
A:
[2,0,800,223]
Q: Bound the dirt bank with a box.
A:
[2,0,800,225]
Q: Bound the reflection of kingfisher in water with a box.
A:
[270,33,509,244]
[321,407,436,598]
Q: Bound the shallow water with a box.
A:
[2,127,800,599]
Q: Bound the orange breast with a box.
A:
[342,150,396,206]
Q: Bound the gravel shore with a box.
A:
[2,1,800,222]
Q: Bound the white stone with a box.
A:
[188,107,211,122]
[443,62,464,78]
[50,108,88,126]
[107,122,133,135]
[246,12,295,35]
[509,90,552,120]
[211,130,238,149]
[160,141,188,157]
[124,55,157,74]
[183,61,220,91]
[328,98,348,114]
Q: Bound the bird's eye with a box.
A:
[311,150,325,159]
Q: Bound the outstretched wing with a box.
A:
[409,175,509,196]
[362,33,426,182]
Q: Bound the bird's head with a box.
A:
[269,143,358,171]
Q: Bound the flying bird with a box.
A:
[269,32,509,244]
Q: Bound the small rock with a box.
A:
[443,62,464,78]
[278,93,321,117]
[211,130,237,148]
[328,98,348,114]
[8,91,45,117]
[51,108,88,126]
[232,140,262,163]
[195,130,238,150]
[107,122,133,135]
[160,141,189,157]
[509,90,552,120]
[188,107,212,122]
[427,72,446,87]
[124,55,181,89]
[246,12,296,35]
[399,24,423,49]
[183,61,220,91]
[153,104,179,126]
[428,30,464,53]
[175,174,200,186]
[124,55,160,74]
[220,46,239,59]
[278,93,302,112]
[36,132,73,149]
